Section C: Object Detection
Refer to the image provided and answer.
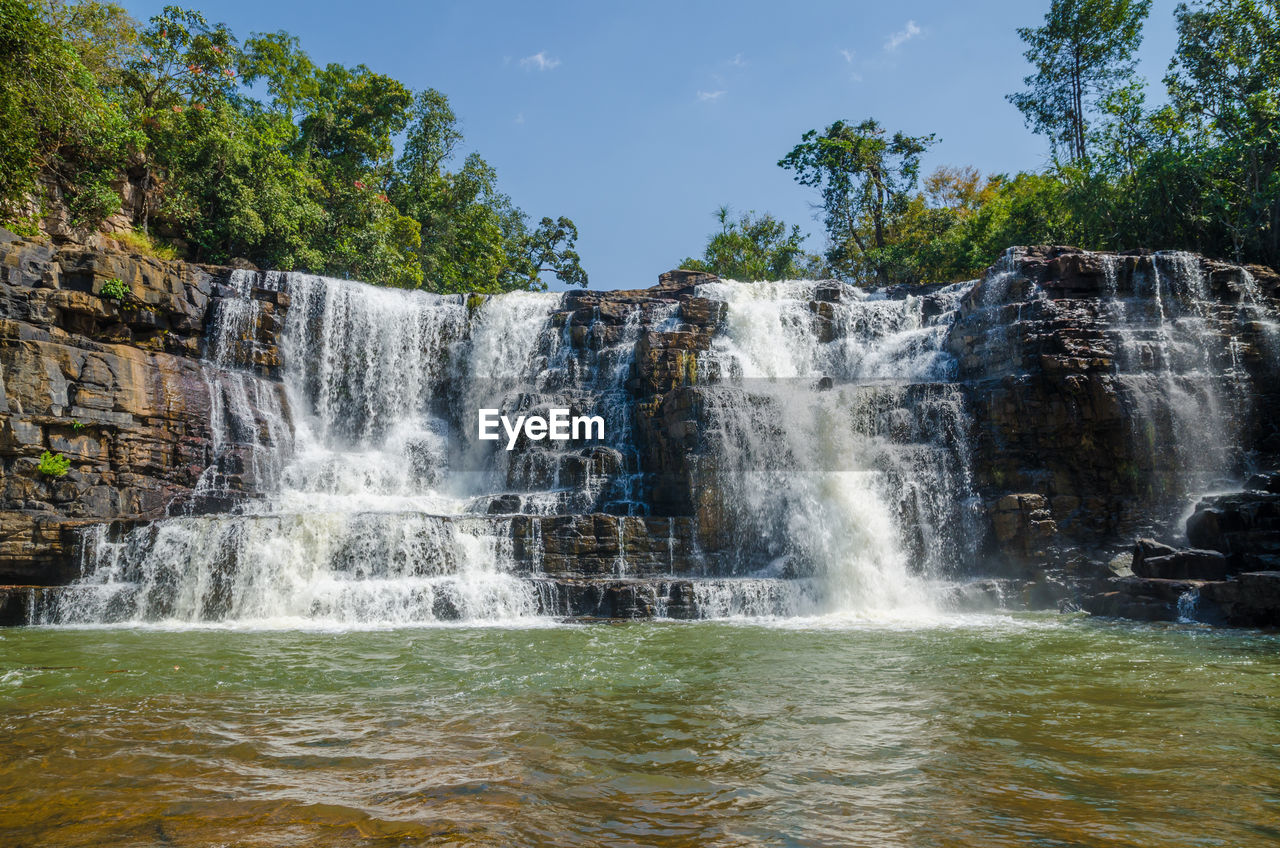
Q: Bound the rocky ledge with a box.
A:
[1081,471,1280,626]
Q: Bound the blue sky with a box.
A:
[119,0,1184,290]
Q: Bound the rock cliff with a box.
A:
[2,235,1279,625]
[0,231,287,583]
[951,247,1280,574]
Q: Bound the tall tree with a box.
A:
[779,118,934,284]
[1008,0,1152,166]
[1166,0,1280,264]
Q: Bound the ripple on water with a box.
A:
[0,616,1278,847]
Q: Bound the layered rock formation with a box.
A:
[950,248,1280,576]
[2,234,1279,626]
[0,231,287,583]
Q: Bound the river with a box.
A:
[2,614,1277,847]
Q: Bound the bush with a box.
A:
[99,277,129,300]
[37,450,71,478]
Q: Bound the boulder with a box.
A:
[1200,572,1280,627]
[1132,545,1232,581]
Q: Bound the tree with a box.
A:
[37,1,138,85]
[890,167,1008,283]
[1165,0,1280,265]
[507,216,588,290]
[390,93,587,292]
[1,2,580,291]
[1008,0,1152,166]
[0,0,138,227]
[779,118,935,284]
[118,5,239,233]
[679,207,826,280]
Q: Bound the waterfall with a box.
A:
[45,275,561,625]
[189,270,292,510]
[688,280,978,616]
[43,266,985,626]
[42,250,1273,626]
[1100,252,1272,512]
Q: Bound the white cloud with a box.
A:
[520,51,560,71]
[514,112,525,124]
[884,20,921,51]
[841,48,856,64]
[697,89,726,102]
[728,53,747,67]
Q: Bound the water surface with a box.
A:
[2,615,1277,847]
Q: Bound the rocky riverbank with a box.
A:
[1082,471,1280,626]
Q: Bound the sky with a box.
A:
[118,0,1185,290]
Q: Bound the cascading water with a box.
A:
[43,276,565,625]
[38,249,1276,626]
[1099,252,1275,514]
[189,269,292,510]
[688,279,979,616]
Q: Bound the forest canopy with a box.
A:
[3,0,1277,290]
[0,0,586,292]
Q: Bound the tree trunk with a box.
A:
[1071,49,1086,166]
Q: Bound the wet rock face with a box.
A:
[1186,485,1280,572]
[0,231,288,582]
[550,283,725,523]
[952,246,1280,572]
[1081,474,1280,625]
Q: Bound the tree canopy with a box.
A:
[779,119,935,284]
[0,0,586,293]
[687,0,1279,285]
[679,208,827,281]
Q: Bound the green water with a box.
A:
[1,614,1277,847]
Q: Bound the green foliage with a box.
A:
[779,118,935,284]
[70,420,86,431]
[389,95,587,293]
[113,225,179,259]
[1008,0,1152,166]
[100,276,129,299]
[37,450,71,478]
[1164,0,1280,265]
[754,0,1280,285]
[0,2,583,293]
[0,0,139,227]
[679,207,828,280]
